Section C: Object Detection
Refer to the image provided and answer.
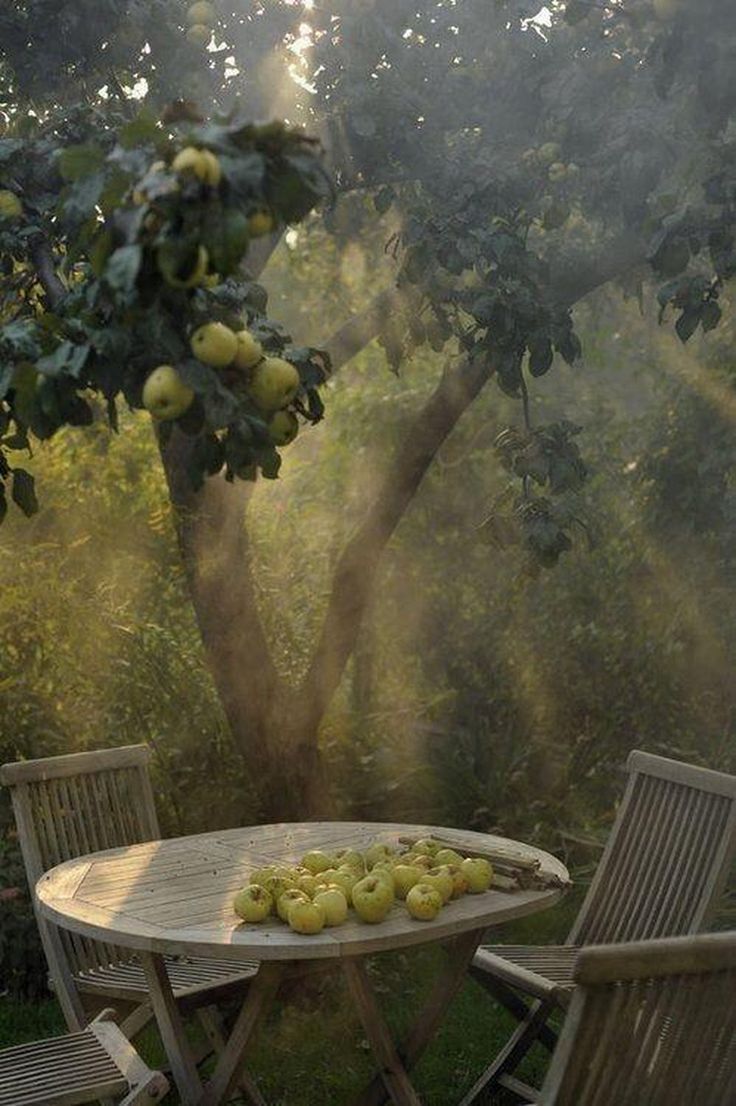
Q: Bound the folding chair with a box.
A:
[0,1008,168,1105]
[537,931,736,1105]
[462,750,736,1103]
[1,745,261,1097]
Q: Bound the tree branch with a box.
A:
[323,287,407,372]
[29,236,66,309]
[298,228,648,730]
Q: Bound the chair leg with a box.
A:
[120,1001,155,1041]
[468,967,559,1053]
[196,1004,268,1106]
[458,997,556,1106]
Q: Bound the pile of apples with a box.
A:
[233,839,494,936]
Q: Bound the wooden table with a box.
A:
[37,820,568,1106]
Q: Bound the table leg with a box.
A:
[350,927,487,1106]
[141,952,204,1106]
[196,960,283,1106]
[343,958,423,1106]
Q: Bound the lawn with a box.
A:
[0,894,579,1105]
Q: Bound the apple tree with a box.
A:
[1,0,735,817]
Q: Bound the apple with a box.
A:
[186,0,217,25]
[445,864,470,899]
[327,868,360,905]
[406,883,443,921]
[277,888,309,923]
[158,243,208,289]
[296,873,322,897]
[461,857,493,893]
[301,850,335,875]
[314,887,348,926]
[392,864,424,900]
[262,874,297,910]
[191,321,238,367]
[186,23,211,45]
[334,849,365,872]
[0,190,22,220]
[364,843,395,870]
[247,357,300,411]
[653,0,684,19]
[288,899,326,935]
[233,884,272,922]
[434,848,465,868]
[352,875,394,924]
[422,867,453,905]
[142,365,194,421]
[248,209,275,237]
[411,838,440,857]
[268,410,299,447]
[249,866,277,887]
[371,862,397,895]
[172,146,222,186]
[537,141,561,165]
[409,854,433,871]
[232,329,263,371]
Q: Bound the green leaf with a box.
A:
[104,245,142,295]
[675,307,702,343]
[528,339,554,378]
[36,341,90,379]
[119,109,161,150]
[700,300,722,333]
[202,208,250,276]
[58,144,105,182]
[374,186,395,214]
[11,469,38,517]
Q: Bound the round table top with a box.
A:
[36,821,569,961]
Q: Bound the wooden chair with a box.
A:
[537,931,736,1105]
[0,745,259,1041]
[0,1008,169,1105]
[462,750,736,1104]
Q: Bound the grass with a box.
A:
[0,895,580,1105]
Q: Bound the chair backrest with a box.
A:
[569,751,736,946]
[540,932,736,1106]
[0,745,160,995]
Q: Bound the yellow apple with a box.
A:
[406,883,443,921]
[334,849,365,872]
[186,1,217,26]
[186,23,211,45]
[248,866,277,887]
[191,321,238,367]
[296,873,322,897]
[364,843,395,870]
[410,838,440,857]
[537,141,561,165]
[0,190,22,219]
[233,884,272,922]
[313,887,348,926]
[392,864,424,900]
[142,365,194,421]
[434,848,464,868]
[247,357,300,411]
[248,209,275,237]
[325,868,359,904]
[277,888,309,923]
[352,875,394,924]
[172,146,222,186]
[288,899,326,934]
[301,850,335,875]
[461,857,493,893]
[268,410,299,447]
[422,867,454,905]
[199,149,222,187]
[159,243,208,289]
[371,862,397,894]
[445,864,470,899]
[232,329,263,371]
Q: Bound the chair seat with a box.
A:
[76,953,259,1004]
[474,944,579,1003]
[0,1029,126,1106]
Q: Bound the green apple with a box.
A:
[406,883,443,921]
[232,329,263,371]
[263,874,297,910]
[301,850,335,875]
[277,888,309,923]
[249,866,277,887]
[296,873,322,897]
[409,854,434,871]
[352,875,394,924]
[423,867,454,904]
[247,357,300,411]
[314,887,348,926]
[268,410,299,447]
[142,365,194,421]
[434,848,464,868]
[410,838,440,857]
[191,321,238,367]
[186,0,216,25]
[334,849,365,872]
[233,884,272,922]
[248,209,275,237]
[288,899,326,934]
[445,864,470,899]
[158,243,208,289]
[172,146,222,186]
[461,857,493,893]
[186,23,211,45]
[392,864,424,900]
[537,141,561,165]
[0,190,22,219]
[364,843,395,870]
[371,862,396,895]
